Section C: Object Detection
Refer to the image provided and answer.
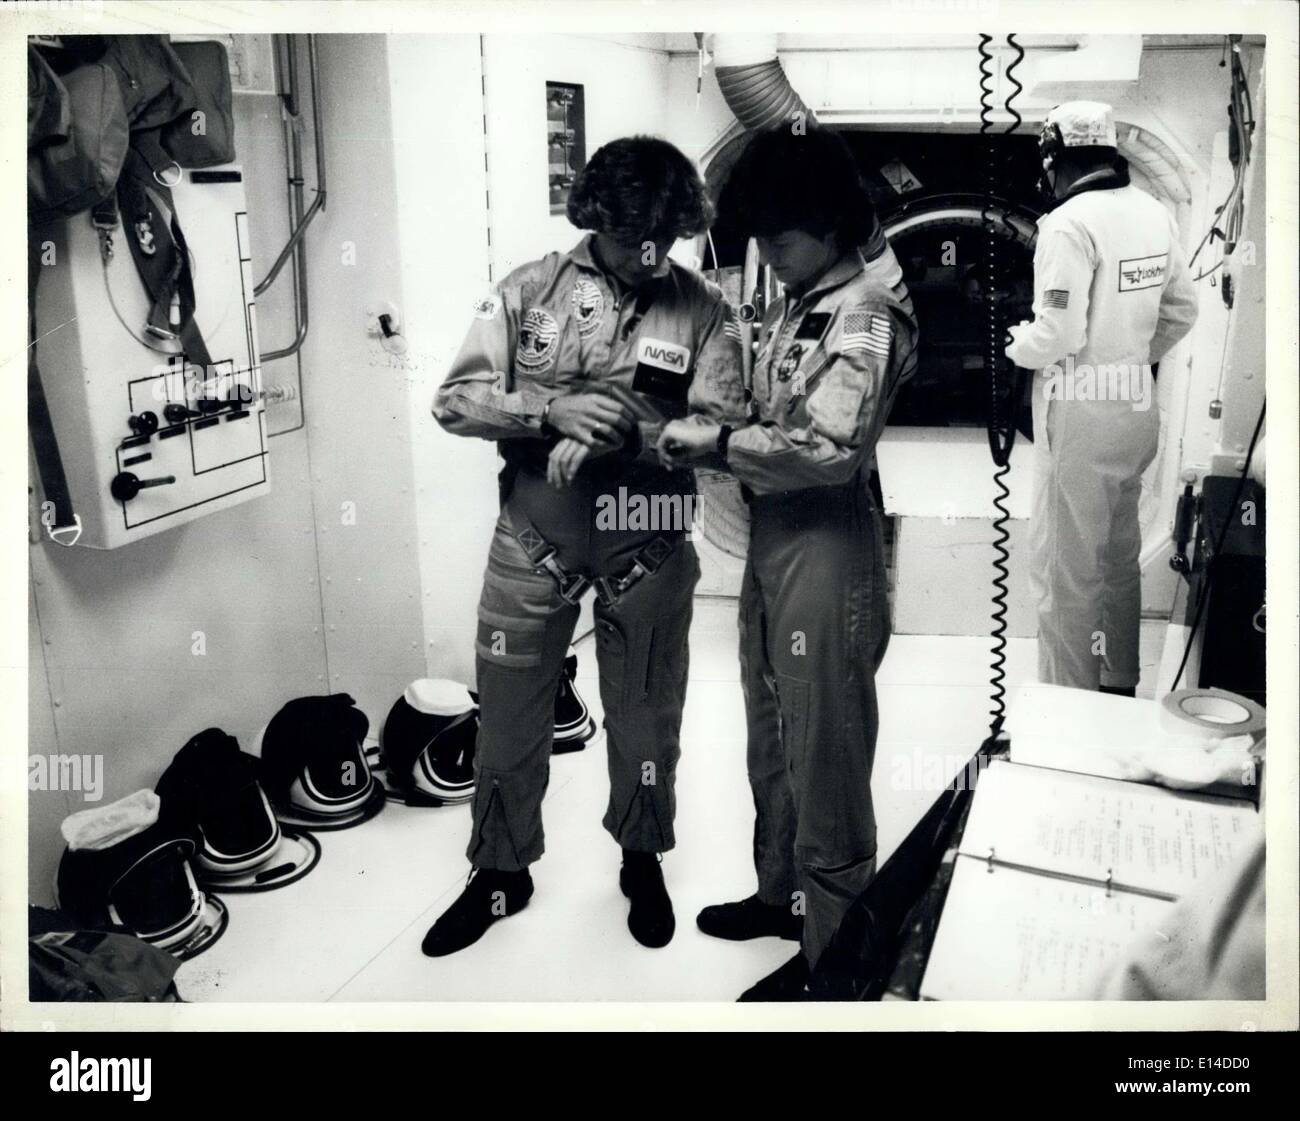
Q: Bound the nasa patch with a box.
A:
[571,279,605,338]
[637,337,691,374]
[516,307,560,372]
[473,292,502,320]
[633,336,692,404]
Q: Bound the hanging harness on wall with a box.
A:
[86,35,227,374]
[155,728,321,891]
[55,789,229,960]
[27,35,238,546]
[27,45,132,547]
[250,694,387,830]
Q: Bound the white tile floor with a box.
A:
[176,602,1166,1003]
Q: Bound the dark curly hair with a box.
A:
[567,136,714,244]
[718,126,877,251]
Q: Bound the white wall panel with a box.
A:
[303,35,426,717]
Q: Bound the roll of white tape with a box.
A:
[1160,688,1266,740]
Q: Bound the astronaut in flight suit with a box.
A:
[426,136,744,957]
[660,126,919,1000]
[1007,102,1198,694]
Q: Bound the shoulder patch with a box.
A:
[840,307,893,359]
[473,293,502,320]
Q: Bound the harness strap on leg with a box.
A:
[594,535,677,607]
[504,505,590,605]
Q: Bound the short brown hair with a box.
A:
[567,136,714,244]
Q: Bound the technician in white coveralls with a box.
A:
[1007,102,1199,695]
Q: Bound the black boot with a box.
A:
[697,895,803,942]
[738,952,810,1002]
[619,850,675,948]
[553,653,596,753]
[421,867,533,957]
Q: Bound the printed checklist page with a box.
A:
[919,856,1174,1000]
[957,761,1257,899]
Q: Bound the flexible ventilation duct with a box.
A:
[712,34,813,132]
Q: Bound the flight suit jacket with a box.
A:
[725,249,919,496]
[432,235,745,473]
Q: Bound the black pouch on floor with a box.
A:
[30,913,184,1002]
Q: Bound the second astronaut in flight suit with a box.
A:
[660,127,919,1000]
[427,136,744,957]
[1007,102,1198,694]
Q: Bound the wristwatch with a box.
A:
[717,424,734,459]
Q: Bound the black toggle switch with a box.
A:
[110,471,177,502]
[163,403,198,424]
[128,411,159,437]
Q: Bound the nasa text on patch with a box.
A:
[632,336,692,403]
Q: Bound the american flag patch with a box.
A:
[1044,289,1070,309]
[841,309,892,359]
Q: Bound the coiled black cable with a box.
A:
[980,33,1025,738]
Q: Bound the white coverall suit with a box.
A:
[1007,177,1198,690]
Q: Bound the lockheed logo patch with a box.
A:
[1118,254,1167,292]
[637,337,691,374]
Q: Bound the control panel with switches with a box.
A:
[32,165,270,549]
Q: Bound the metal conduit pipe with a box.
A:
[256,33,327,366]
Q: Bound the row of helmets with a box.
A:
[52,656,597,961]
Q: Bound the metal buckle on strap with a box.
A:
[536,550,590,605]
[153,161,183,189]
[593,537,675,607]
[47,516,83,548]
[94,226,114,262]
